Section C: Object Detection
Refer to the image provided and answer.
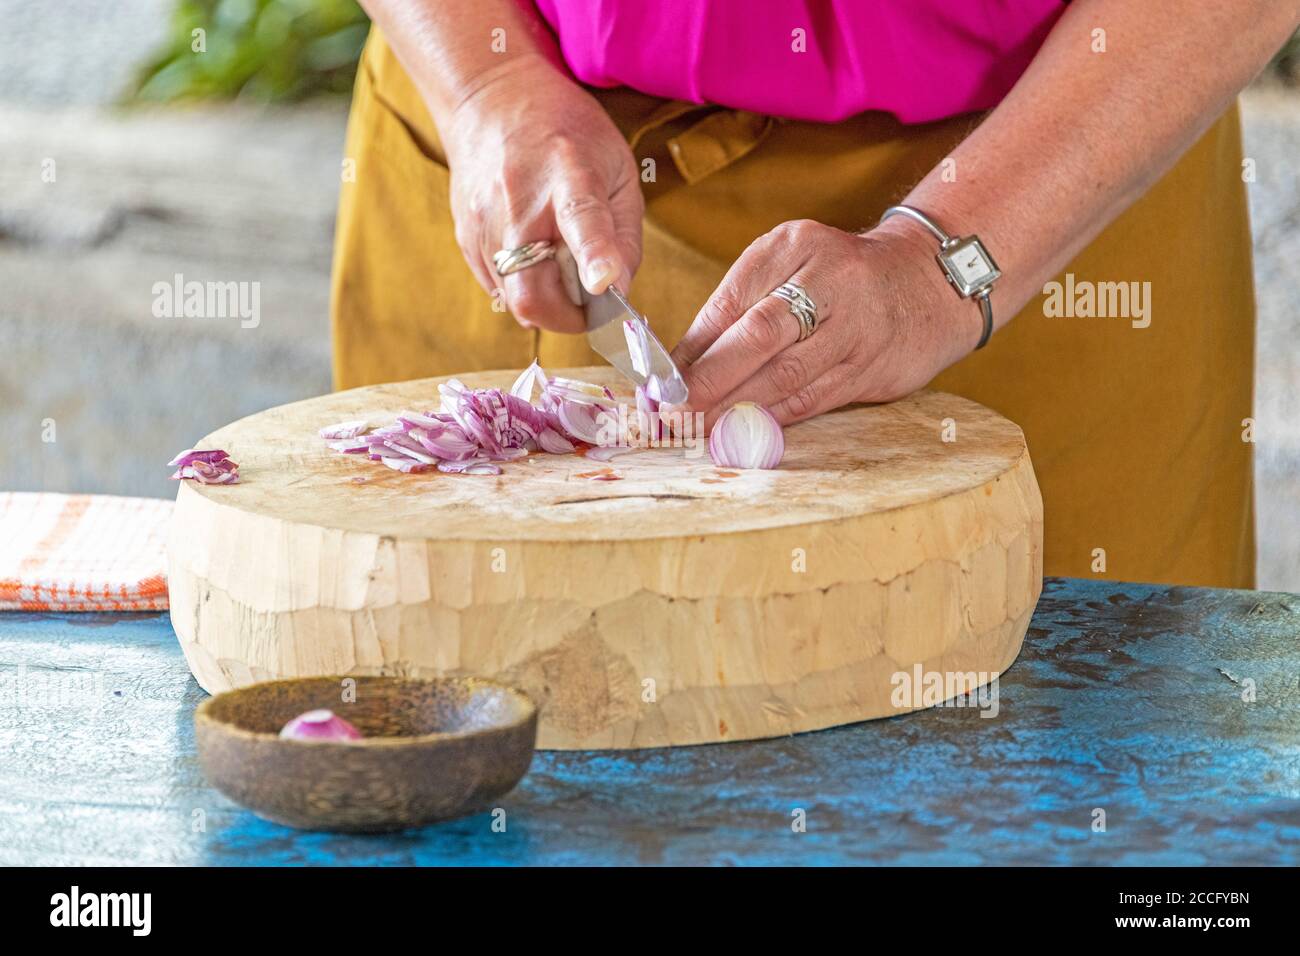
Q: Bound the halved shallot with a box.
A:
[708,402,785,470]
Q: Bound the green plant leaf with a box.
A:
[125,0,370,104]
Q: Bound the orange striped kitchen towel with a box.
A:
[0,493,172,611]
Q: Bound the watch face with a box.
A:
[939,238,999,295]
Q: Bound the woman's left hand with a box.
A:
[668,219,975,428]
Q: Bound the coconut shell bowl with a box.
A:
[195,675,538,832]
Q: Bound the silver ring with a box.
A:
[771,281,819,342]
[492,240,556,277]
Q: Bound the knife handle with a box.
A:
[554,244,585,307]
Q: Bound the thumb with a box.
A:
[553,173,628,295]
[553,245,584,306]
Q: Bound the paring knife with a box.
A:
[555,245,689,405]
[581,284,690,406]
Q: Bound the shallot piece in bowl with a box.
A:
[279,709,363,742]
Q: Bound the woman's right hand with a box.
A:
[439,56,644,333]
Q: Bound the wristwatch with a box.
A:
[879,205,1000,350]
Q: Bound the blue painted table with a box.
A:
[1,577,1297,866]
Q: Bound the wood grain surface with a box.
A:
[167,368,1044,748]
[4,579,1298,865]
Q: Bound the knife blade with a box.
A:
[581,283,690,406]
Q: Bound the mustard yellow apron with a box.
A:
[332,30,1256,589]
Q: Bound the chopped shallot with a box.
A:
[585,445,635,463]
[318,420,371,440]
[168,448,231,468]
[317,362,673,478]
[436,459,502,475]
[168,449,240,484]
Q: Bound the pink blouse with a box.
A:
[534,1,1067,124]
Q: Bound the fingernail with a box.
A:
[584,258,617,292]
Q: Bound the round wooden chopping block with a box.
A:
[168,367,1043,749]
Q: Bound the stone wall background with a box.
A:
[1,2,1297,588]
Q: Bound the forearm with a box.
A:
[888,0,1297,354]
[356,0,567,127]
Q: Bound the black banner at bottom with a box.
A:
[0,865,1286,940]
